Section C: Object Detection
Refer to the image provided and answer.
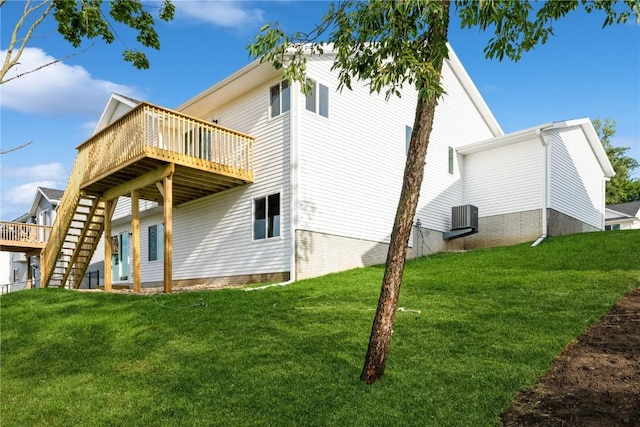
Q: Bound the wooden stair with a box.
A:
[41,146,109,289]
[42,193,106,289]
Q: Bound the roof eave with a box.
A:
[445,43,504,138]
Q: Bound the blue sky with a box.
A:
[1,1,638,221]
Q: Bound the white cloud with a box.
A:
[177,1,265,28]
[2,163,66,181]
[4,181,59,206]
[81,120,98,132]
[0,48,143,116]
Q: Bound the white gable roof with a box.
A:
[93,93,141,135]
[28,187,64,216]
[177,44,503,138]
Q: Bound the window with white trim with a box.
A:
[148,223,164,261]
[270,81,290,117]
[405,125,413,155]
[605,224,620,231]
[305,79,329,118]
[253,193,281,240]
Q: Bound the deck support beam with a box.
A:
[26,255,32,289]
[104,200,114,292]
[162,171,173,293]
[102,164,175,202]
[132,190,141,293]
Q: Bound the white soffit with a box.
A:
[177,60,282,118]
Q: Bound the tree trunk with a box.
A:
[360,0,451,385]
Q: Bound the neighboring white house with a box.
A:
[0,251,9,293]
[52,45,615,289]
[2,187,63,292]
[605,201,640,230]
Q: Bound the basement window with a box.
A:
[254,193,281,240]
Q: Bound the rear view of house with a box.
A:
[10,45,612,292]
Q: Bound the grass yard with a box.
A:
[1,230,638,426]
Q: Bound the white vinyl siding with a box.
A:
[112,102,133,122]
[296,56,495,242]
[112,197,158,221]
[463,137,544,217]
[548,126,605,229]
[162,82,290,281]
[419,59,496,231]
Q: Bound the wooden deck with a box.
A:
[0,222,51,253]
[78,102,254,205]
[39,102,255,291]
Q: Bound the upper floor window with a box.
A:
[148,223,164,261]
[305,79,329,118]
[254,193,281,240]
[270,80,290,117]
[405,125,413,155]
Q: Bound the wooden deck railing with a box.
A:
[77,103,254,185]
[0,222,52,245]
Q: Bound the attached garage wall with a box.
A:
[548,126,605,230]
[463,136,544,217]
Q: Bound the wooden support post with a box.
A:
[163,172,173,294]
[132,190,141,293]
[104,200,113,292]
[26,255,32,289]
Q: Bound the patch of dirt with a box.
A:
[501,288,640,427]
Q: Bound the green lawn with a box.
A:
[1,230,638,426]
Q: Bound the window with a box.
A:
[448,146,454,175]
[305,79,329,118]
[405,125,413,155]
[270,80,290,117]
[254,193,281,240]
[13,269,18,283]
[148,223,164,261]
[605,224,621,231]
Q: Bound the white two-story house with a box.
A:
[38,45,614,291]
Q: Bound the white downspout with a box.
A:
[532,127,550,247]
[288,78,299,283]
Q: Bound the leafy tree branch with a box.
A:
[1,0,175,84]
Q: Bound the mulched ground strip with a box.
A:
[501,288,640,427]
